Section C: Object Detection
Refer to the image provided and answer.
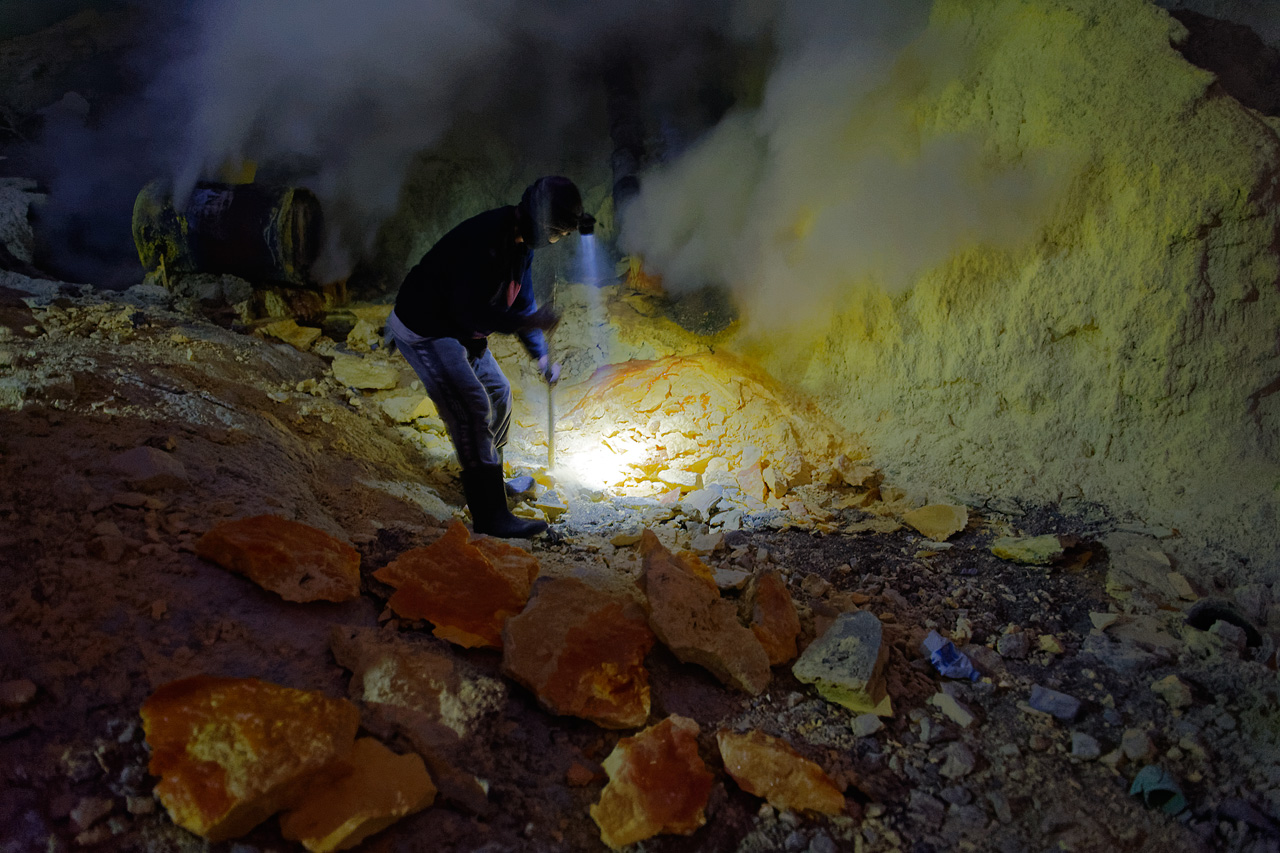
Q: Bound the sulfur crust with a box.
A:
[741,0,1280,563]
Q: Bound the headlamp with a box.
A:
[577,213,596,236]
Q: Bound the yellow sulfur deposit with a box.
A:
[628,0,1280,564]
[760,0,1280,561]
[557,352,866,498]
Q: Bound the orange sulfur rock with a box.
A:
[639,531,771,694]
[750,570,801,666]
[373,521,540,649]
[501,577,655,729]
[279,738,436,852]
[590,716,714,849]
[195,515,361,603]
[140,676,359,842]
[716,729,847,816]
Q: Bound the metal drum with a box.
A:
[133,180,324,285]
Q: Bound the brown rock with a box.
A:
[749,571,801,666]
[639,531,771,694]
[140,676,359,842]
[279,738,436,852]
[566,762,600,787]
[358,704,490,817]
[902,504,969,541]
[502,577,655,729]
[329,626,505,739]
[373,521,540,649]
[716,729,846,815]
[196,515,361,603]
[590,716,714,849]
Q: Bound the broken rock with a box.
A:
[501,577,655,729]
[990,534,1064,565]
[590,716,714,849]
[110,446,189,492]
[140,676,359,842]
[261,319,321,351]
[373,521,539,649]
[1150,675,1192,710]
[196,515,361,603]
[329,626,504,739]
[1028,685,1081,721]
[716,729,845,815]
[902,504,968,541]
[331,353,399,390]
[279,738,436,853]
[749,570,801,666]
[639,530,771,694]
[792,610,891,715]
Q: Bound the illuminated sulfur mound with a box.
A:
[558,352,866,499]
[140,676,360,842]
[628,0,1280,564]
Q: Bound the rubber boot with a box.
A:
[498,449,535,497]
[462,465,548,538]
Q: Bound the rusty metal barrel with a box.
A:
[132,180,324,285]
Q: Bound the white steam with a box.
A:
[165,0,750,276]
[621,1,1065,329]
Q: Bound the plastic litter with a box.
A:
[1129,765,1187,815]
[922,631,981,681]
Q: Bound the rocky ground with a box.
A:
[1,273,1279,853]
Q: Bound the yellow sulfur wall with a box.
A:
[740,0,1280,561]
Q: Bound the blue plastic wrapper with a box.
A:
[922,631,981,681]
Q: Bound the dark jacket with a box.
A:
[394,205,547,360]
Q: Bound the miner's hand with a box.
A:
[537,356,561,386]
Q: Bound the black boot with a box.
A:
[461,465,548,538]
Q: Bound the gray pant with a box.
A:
[387,311,511,469]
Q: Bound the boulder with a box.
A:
[590,716,714,849]
[716,729,845,815]
[331,354,399,390]
[196,515,361,603]
[501,577,655,729]
[990,534,1064,565]
[109,446,189,492]
[792,610,891,715]
[279,738,435,852]
[261,319,322,351]
[140,676,359,842]
[329,626,505,738]
[902,504,969,541]
[638,531,771,694]
[373,521,539,649]
[749,570,801,666]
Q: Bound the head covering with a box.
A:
[518,176,583,244]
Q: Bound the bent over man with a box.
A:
[388,176,593,538]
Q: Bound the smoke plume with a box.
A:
[620,1,1068,330]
